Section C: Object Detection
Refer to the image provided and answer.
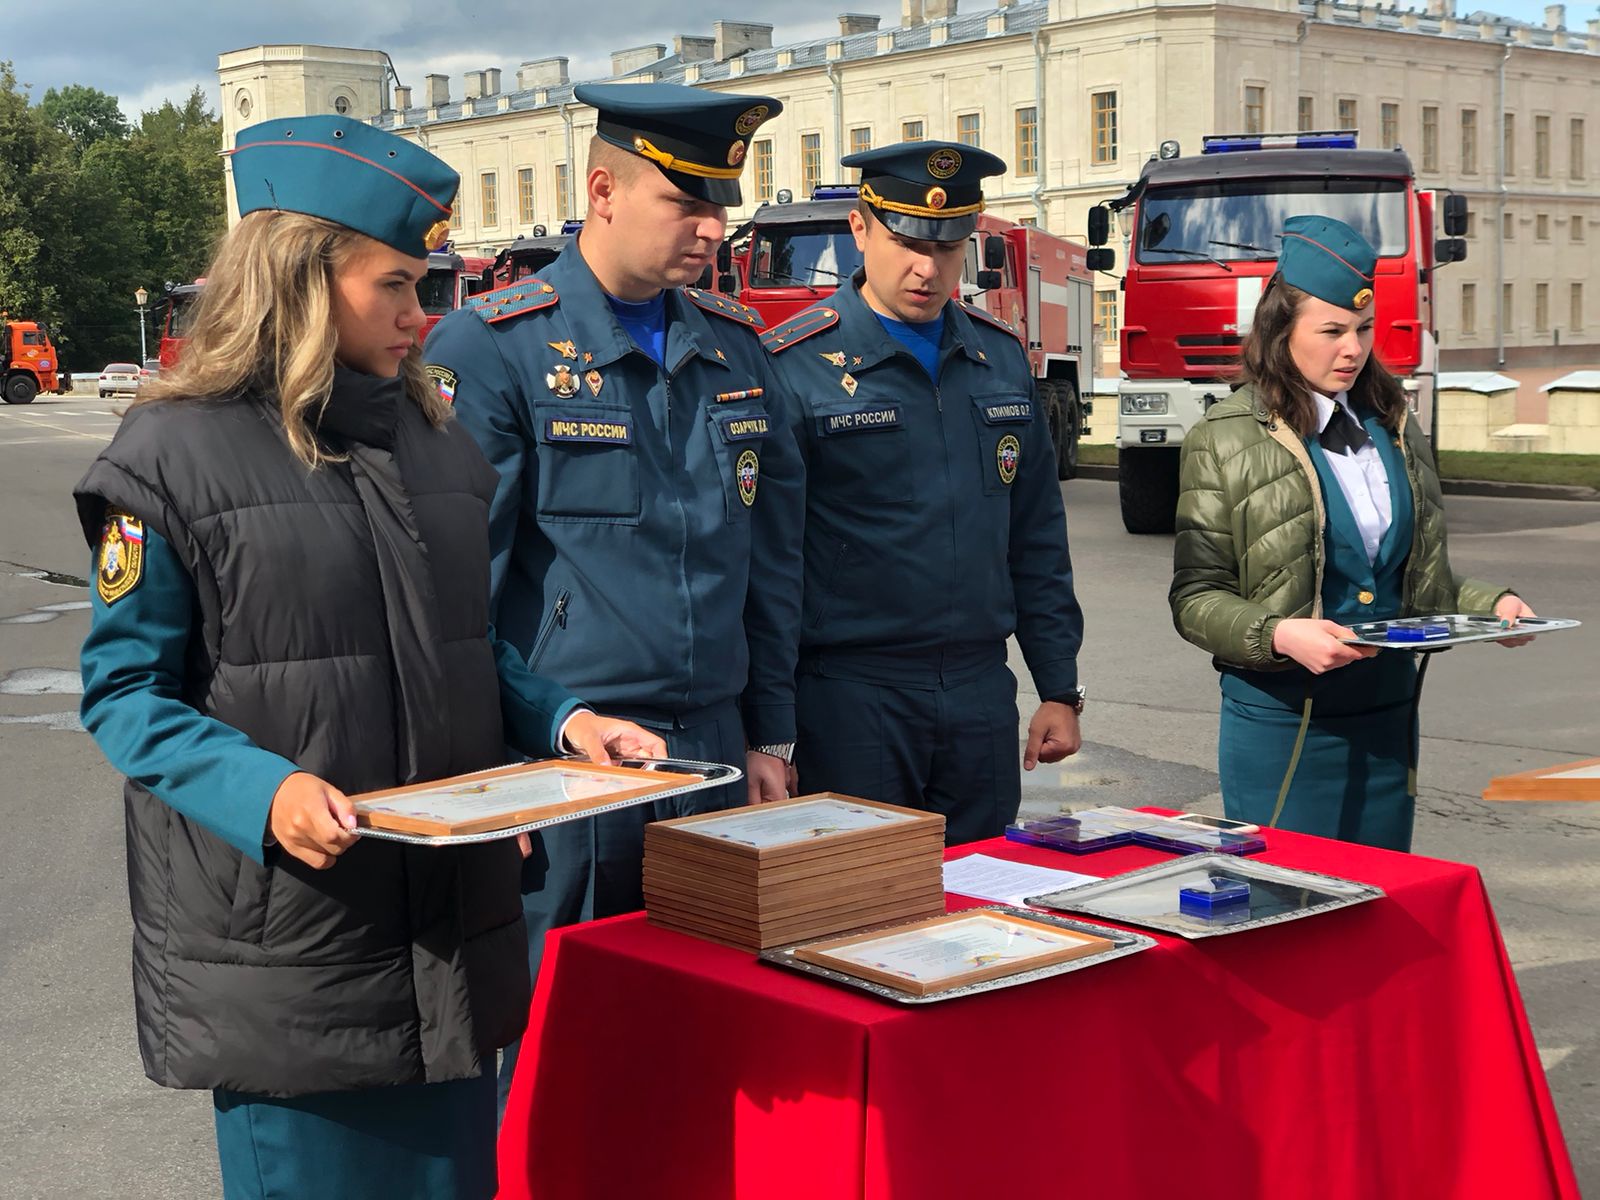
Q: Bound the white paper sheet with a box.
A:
[942,853,1099,907]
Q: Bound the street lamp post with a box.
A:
[134,287,148,364]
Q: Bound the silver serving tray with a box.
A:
[354,757,743,847]
[1337,613,1580,651]
[1026,853,1384,939]
[758,905,1157,1005]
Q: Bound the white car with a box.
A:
[98,363,145,398]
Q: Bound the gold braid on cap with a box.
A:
[860,181,984,219]
[630,135,744,180]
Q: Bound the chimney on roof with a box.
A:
[714,21,773,59]
[393,84,412,110]
[484,68,502,95]
[611,43,667,75]
[839,12,880,35]
[1425,0,1453,16]
[926,0,957,18]
[424,74,449,106]
[517,57,569,89]
[1544,3,1565,29]
[902,0,925,26]
[676,35,717,61]
[464,70,485,100]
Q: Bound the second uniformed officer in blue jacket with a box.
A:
[757,142,1086,845]
[423,83,804,1109]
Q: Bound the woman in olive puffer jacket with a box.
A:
[1169,215,1532,851]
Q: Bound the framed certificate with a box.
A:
[648,794,944,863]
[1482,757,1600,802]
[791,909,1117,997]
[352,758,714,841]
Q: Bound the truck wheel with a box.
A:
[1118,446,1180,534]
[1054,379,1081,481]
[4,374,38,405]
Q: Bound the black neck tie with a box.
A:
[1319,403,1371,456]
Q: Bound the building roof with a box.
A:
[1438,371,1520,393]
[1539,371,1600,392]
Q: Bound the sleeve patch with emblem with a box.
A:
[97,512,146,605]
[424,364,458,404]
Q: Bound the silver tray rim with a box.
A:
[1335,613,1581,651]
[757,905,1158,1005]
[353,757,743,847]
[1024,852,1386,939]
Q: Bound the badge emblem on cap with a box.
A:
[735,106,770,137]
[1352,287,1374,310]
[997,435,1020,485]
[926,186,948,211]
[927,149,962,180]
[727,141,747,167]
[547,365,580,398]
[424,217,451,251]
[736,449,760,507]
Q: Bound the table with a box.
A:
[497,823,1578,1200]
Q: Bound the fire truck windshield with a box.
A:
[1136,178,1408,264]
[416,269,458,316]
[166,294,201,339]
[749,224,862,289]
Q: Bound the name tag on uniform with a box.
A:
[544,416,632,445]
[977,400,1033,424]
[718,413,770,442]
[817,405,902,436]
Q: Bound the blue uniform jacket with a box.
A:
[424,244,805,743]
[760,279,1083,699]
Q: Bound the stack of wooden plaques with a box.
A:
[643,793,947,951]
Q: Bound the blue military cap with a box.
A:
[843,140,1007,242]
[228,115,459,259]
[1278,215,1378,312]
[574,82,781,207]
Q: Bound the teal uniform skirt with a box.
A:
[1217,651,1421,851]
[213,1064,496,1200]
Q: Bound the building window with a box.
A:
[1503,210,1514,240]
[801,133,822,195]
[1017,105,1041,174]
[517,168,536,224]
[956,112,981,148]
[1298,95,1314,132]
[1535,282,1549,333]
[333,95,351,115]
[1504,113,1515,176]
[1573,214,1585,243]
[1244,86,1266,135]
[1536,213,1550,241]
[555,163,570,222]
[1337,98,1357,131]
[1502,283,1513,335]
[449,193,461,229]
[1463,211,1477,239]
[1535,114,1551,178]
[1572,282,1583,332]
[1380,102,1399,150]
[848,126,872,179]
[1461,108,1478,174]
[1094,290,1119,340]
[902,120,924,141]
[1421,106,1439,172]
[754,139,774,202]
[1571,117,1585,180]
[479,172,498,228]
[1090,92,1116,166]
[1461,282,1476,336]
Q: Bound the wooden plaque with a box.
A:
[1482,757,1600,803]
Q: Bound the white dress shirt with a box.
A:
[1311,390,1393,565]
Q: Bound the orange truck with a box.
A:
[1,315,65,404]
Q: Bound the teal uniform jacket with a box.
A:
[1218,410,1422,851]
[80,527,581,861]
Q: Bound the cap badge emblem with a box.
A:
[927,149,962,179]
[735,105,770,136]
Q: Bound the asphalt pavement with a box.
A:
[1,392,1595,1195]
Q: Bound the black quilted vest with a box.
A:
[74,371,529,1097]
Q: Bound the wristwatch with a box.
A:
[751,743,796,764]
[1046,687,1087,715]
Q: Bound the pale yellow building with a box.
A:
[218,0,1600,371]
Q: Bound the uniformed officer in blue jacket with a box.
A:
[757,142,1086,845]
[423,83,805,1109]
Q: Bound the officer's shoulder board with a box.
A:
[958,300,1024,344]
[467,278,560,326]
[682,287,763,330]
[759,306,840,354]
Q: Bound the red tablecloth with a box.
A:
[497,823,1578,1200]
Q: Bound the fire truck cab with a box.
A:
[1089,131,1466,532]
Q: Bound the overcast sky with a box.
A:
[2,0,1576,120]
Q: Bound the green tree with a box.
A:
[38,83,128,153]
[0,62,78,327]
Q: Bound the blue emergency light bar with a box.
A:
[1201,131,1359,154]
[559,219,585,234]
[811,184,861,200]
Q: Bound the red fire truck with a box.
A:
[1087,131,1467,533]
[718,185,1096,478]
[485,223,581,289]
[157,281,205,369]
[419,251,498,341]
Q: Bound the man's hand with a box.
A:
[1492,594,1539,649]
[564,712,668,767]
[1271,618,1379,674]
[1024,701,1082,771]
[746,751,792,804]
[268,772,358,870]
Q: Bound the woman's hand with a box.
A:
[1492,595,1539,649]
[1271,618,1380,674]
[268,772,359,870]
[564,712,668,767]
